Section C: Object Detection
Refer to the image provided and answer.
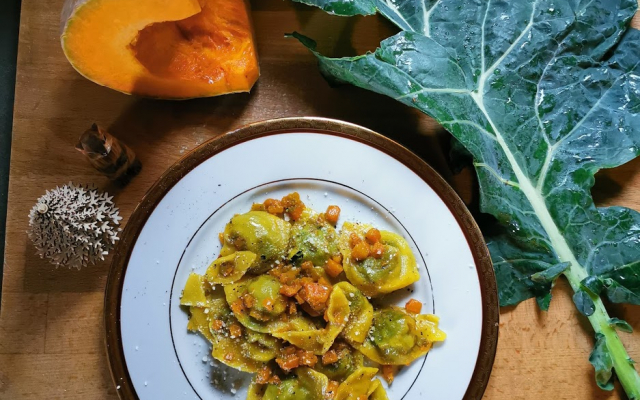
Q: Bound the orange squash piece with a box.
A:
[61,0,259,99]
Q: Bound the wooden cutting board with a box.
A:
[1,1,640,399]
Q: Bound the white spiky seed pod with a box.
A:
[27,182,123,269]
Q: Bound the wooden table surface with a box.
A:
[2,1,640,399]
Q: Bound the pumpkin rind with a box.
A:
[61,0,259,99]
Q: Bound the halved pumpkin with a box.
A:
[61,0,259,99]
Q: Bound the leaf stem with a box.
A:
[565,265,640,399]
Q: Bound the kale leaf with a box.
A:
[288,0,640,396]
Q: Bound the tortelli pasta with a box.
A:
[339,222,420,297]
[181,192,445,399]
[247,367,330,400]
[357,307,446,365]
[334,281,374,345]
[220,211,291,273]
[290,209,341,266]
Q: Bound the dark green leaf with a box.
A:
[286,32,318,51]
[291,0,441,32]
[531,262,570,284]
[291,0,640,395]
[582,276,606,296]
[599,261,640,304]
[536,292,552,311]
[590,333,615,391]
[488,234,558,307]
[582,269,640,304]
[291,0,640,307]
[574,290,596,317]
[290,0,376,16]
[609,318,633,333]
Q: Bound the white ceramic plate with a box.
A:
[106,118,498,400]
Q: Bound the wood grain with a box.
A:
[2,1,640,399]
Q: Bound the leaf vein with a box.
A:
[424,0,443,37]
[474,162,520,188]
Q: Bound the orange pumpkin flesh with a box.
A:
[61,0,259,99]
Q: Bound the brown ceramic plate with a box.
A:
[105,117,498,400]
